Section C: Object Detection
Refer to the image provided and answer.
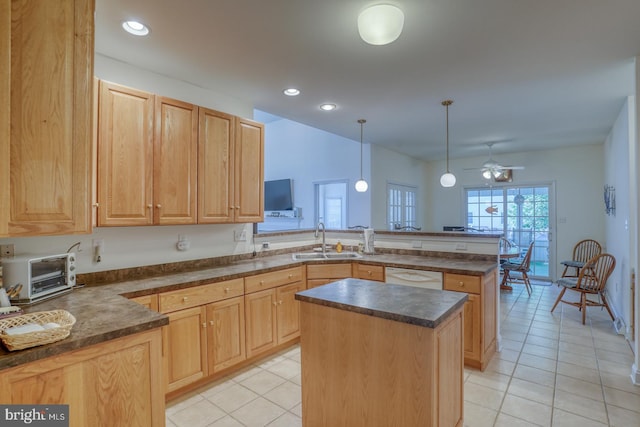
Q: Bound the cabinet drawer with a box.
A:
[353,264,385,282]
[444,273,481,295]
[245,267,303,294]
[129,294,159,312]
[159,278,244,313]
[306,263,353,280]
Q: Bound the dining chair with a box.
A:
[551,253,616,324]
[560,239,602,278]
[500,241,535,295]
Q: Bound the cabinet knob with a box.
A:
[458,281,464,286]
[278,300,283,305]
[260,280,264,286]
[273,301,277,306]
[209,320,215,326]
[224,287,230,292]
[93,202,100,207]
[235,206,240,209]
[368,271,373,276]
[147,204,153,209]
[202,322,206,328]
[288,274,293,279]
[156,204,162,209]
[182,297,188,302]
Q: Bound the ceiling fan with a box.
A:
[465,142,525,180]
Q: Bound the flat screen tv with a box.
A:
[264,179,293,211]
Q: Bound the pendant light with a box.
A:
[355,119,368,192]
[440,100,456,188]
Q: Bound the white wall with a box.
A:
[260,115,371,229]
[370,145,430,230]
[604,97,633,333]
[426,144,606,280]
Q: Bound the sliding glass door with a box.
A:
[466,184,554,280]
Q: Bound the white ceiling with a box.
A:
[95,0,640,161]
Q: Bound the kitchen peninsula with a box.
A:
[296,279,467,427]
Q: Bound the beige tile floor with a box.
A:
[166,281,640,426]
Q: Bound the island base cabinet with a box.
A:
[300,302,463,427]
[0,329,164,427]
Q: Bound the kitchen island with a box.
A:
[296,279,467,427]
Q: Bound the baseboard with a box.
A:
[631,363,640,385]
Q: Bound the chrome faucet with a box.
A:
[315,222,326,254]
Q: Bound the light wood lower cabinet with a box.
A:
[352,263,385,282]
[0,329,165,427]
[163,306,208,392]
[245,267,305,358]
[207,296,246,374]
[444,271,497,371]
[306,263,353,288]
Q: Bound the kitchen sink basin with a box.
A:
[292,251,363,261]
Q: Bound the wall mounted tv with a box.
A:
[264,179,294,211]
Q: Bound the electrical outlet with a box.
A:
[455,243,467,251]
[411,241,422,249]
[262,242,270,249]
[0,244,14,257]
[234,230,247,242]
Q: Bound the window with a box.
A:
[465,185,553,279]
[387,183,418,231]
[315,181,347,228]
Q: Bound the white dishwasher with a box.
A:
[385,267,443,290]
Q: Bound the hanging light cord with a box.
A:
[358,119,366,179]
[442,100,453,172]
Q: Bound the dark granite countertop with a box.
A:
[0,251,496,370]
[296,278,468,328]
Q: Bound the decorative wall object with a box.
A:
[604,185,616,216]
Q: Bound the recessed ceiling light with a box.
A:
[122,20,150,36]
[319,103,337,111]
[283,88,300,96]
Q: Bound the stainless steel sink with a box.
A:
[292,252,363,261]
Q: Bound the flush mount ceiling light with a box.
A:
[283,88,300,96]
[357,4,405,45]
[440,100,457,188]
[355,119,369,192]
[319,103,337,111]
[122,20,150,36]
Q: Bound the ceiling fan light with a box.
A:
[482,170,492,180]
[493,170,502,178]
[440,172,456,187]
[357,4,404,45]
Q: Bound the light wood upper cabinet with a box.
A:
[154,96,198,224]
[97,81,154,226]
[234,118,264,223]
[1,0,94,236]
[198,107,235,223]
[198,109,264,223]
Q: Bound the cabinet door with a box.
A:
[163,306,208,392]
[98,81,154,226]
[245,289,277,358]
[154,96,198,224]
[3,0,93,236]
[463,294,481,362]
[198,107,235,223]
[207,296,246,373]
[130,294,159,312]
[276,282,304,343]
[234,117,264,223]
